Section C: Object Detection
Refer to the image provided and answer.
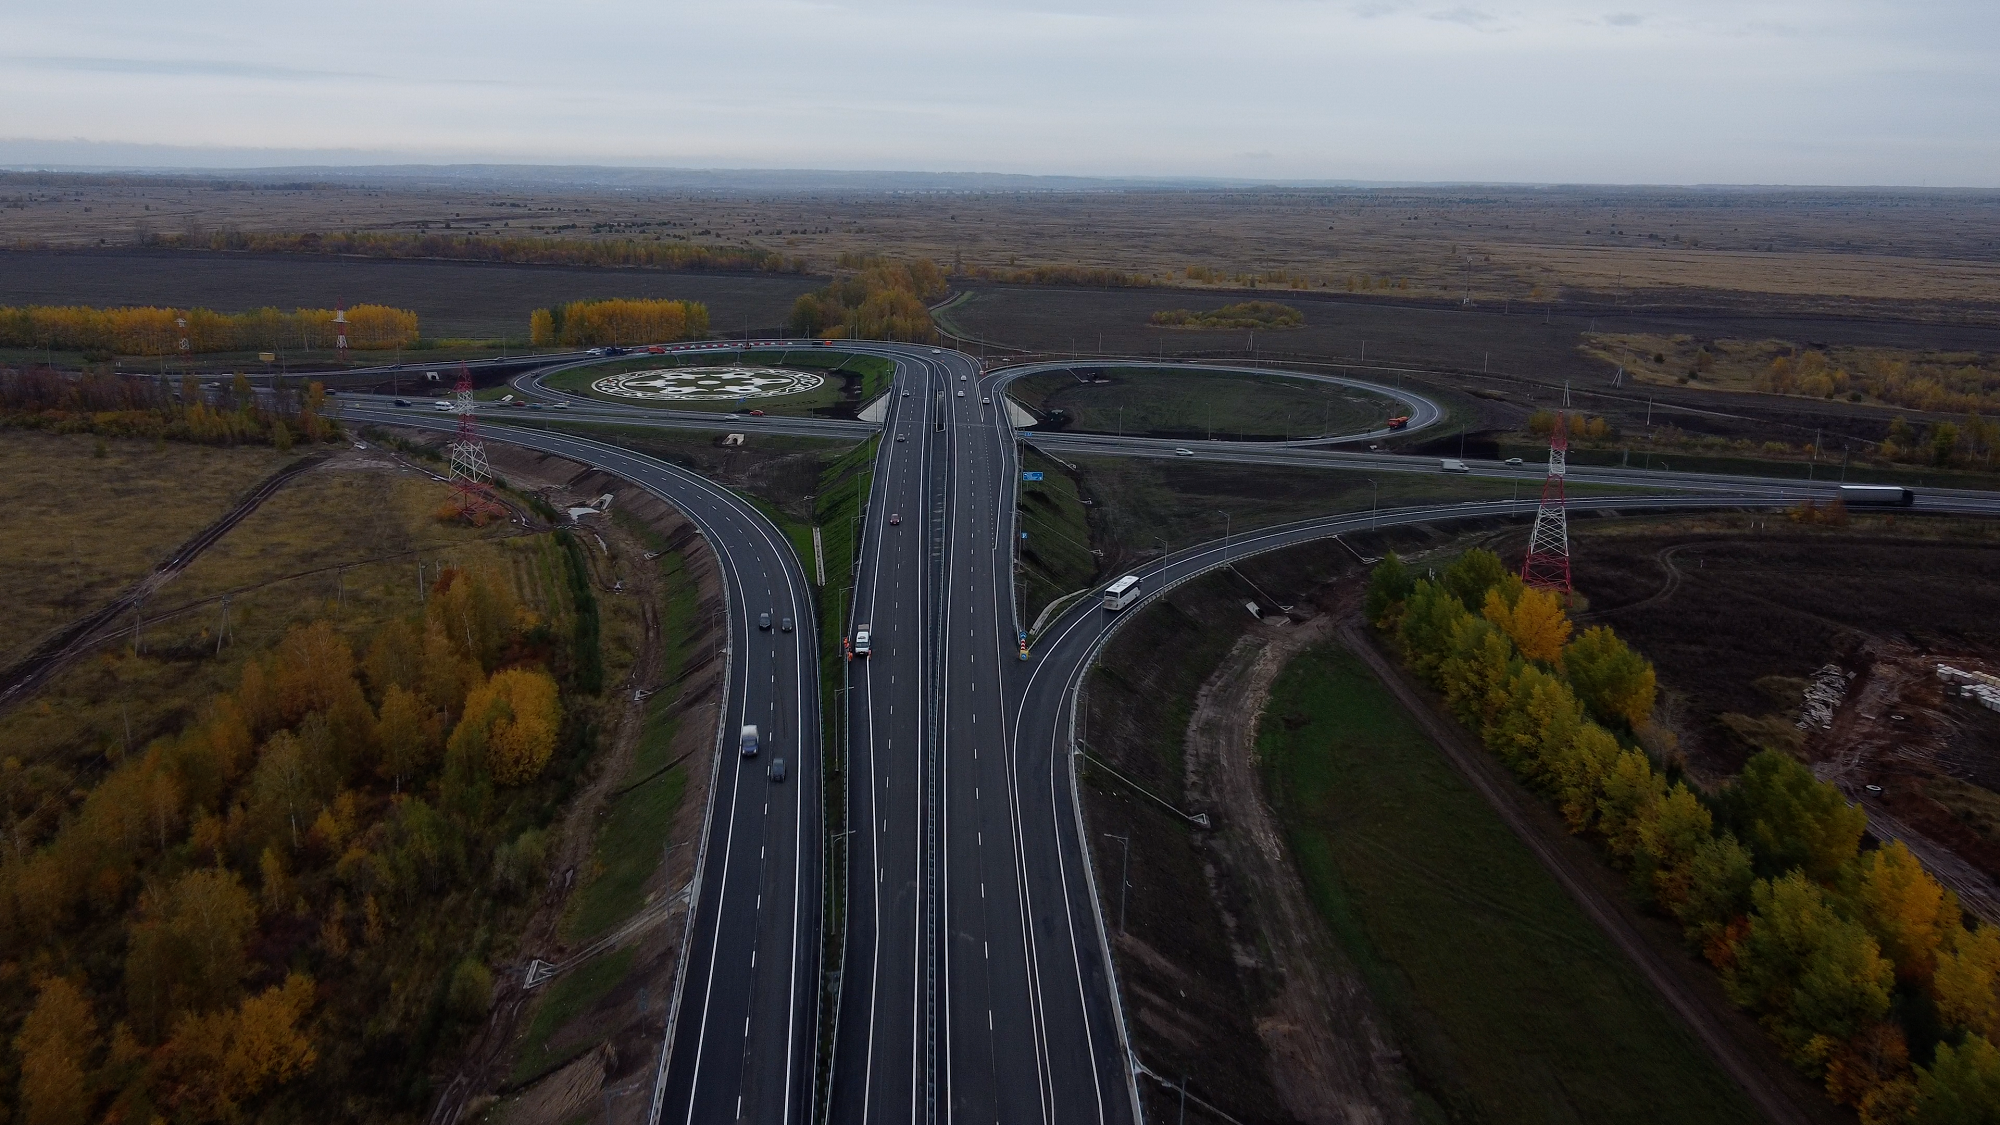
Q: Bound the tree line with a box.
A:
[142,229,808,276]
[0,563,582,1124]
[1759,350,2000,417]
[1369,550,2000,1123]
[1,367,339,451]
[527,298,711,347]
[1148,300,1304,330]
[788,256,945,342]
[0,305,418,357]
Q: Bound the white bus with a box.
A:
[1102,575,1142,611]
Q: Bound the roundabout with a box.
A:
[591,365,825,402]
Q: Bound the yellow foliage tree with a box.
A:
[14,976,96,1125]
[457,668,561,786]
[154,973,317,1120]
[1935,922,2000,1039]
[1482,584,1572,663]
[1850,840,1956,985]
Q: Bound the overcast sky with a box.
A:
[4,0,1995,185]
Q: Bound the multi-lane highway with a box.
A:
[348,343,2000,1125]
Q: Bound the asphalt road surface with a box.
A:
[347,346,2000,1125]
[343,410,824,1125]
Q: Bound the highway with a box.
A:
[342,409,824,1125]
[349,345,2000,1125]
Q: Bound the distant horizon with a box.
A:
[1,145,1993,194]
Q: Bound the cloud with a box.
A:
[1603,11,1643,26]
[2,55,369,81]
[1427,6,1500,26]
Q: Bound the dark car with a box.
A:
[758,612,772,631]
[769,757,787,783]
[393,398,410,407]
[780,616,794,633]
[889,513,901,525]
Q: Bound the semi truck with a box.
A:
[1387,415,1411,429]
[1839,484,1916,507]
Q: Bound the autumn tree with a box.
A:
[456,669,562,786]
[1442,548,1509,613]
[1729,750,1867,881]
[273,621,359,723]
[1364,552,1415,627]
[1726,871,1895,1066]
[153,973,317,1120]
[374,684,442,790]
[1912,1035,2000,1125]
[125,867,257,1041]
[1849,840,1956,985]
[1935,923,2000,1040]
[1562,625,1658,728]
[1483,584,1572,663]
[14,976,97,1125]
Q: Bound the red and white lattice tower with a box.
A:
[333,304,349,364]
[1520,406,1572,593]
[447,367,502,519]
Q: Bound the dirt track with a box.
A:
[1336,619,1841,1125]
[1183,612,1414,1125]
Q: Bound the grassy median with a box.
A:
[1258,643,1761,1125]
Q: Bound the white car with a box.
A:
[930,348,942,354]
[957,390,965,397]
[1173,448,1194,456]
[433,401,453,411]
[981,397,990,405]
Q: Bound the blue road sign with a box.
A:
[1022,471,1044,481]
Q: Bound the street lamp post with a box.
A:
[1364,478,1378,531]
[1102,832,1131,933]
[1215,510,1231,555]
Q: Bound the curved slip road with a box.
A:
[344,409,824,1125]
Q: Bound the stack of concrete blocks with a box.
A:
[1937,664,2000,714]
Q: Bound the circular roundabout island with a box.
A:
[591,366,827,403]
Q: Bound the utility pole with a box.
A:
[1103,832,1131,933]
[1365,478,1379,531]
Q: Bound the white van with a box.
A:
[1440,459,1471,474]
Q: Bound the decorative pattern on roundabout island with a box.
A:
[591,366,825,402]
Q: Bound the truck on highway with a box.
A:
[1839,484,1916,507]
[1387,415,1411,429]
[1440,458,1471,474]
[853,626,872,657]
[740,725,759,757]
[1102,575,1142,611]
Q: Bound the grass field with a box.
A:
[561,538,702,943]
[0,441,571,790]
[13,181,2000,317]
[0,432,294,666]
[1008,364,1395,440]
[1259,643,1762,1125]
[1017,447,1100,626]
[508,947,640,1085]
